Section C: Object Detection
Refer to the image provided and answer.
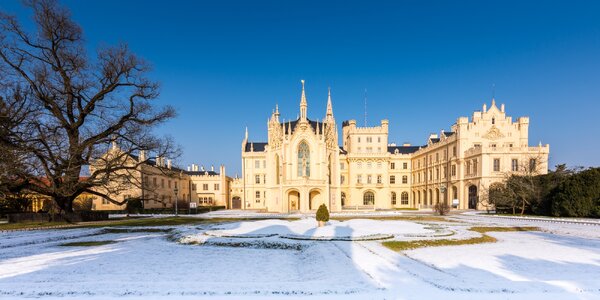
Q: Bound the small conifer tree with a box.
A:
[316,204,330,222]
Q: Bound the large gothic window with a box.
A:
[297,141,310,177]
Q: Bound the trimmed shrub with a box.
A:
[316,204,329,222]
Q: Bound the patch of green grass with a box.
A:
[0,222,71,231]
[60,240,117,247]
[102,228,173,234]
[382,226,541,252]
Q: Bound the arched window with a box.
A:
[401,192,409,205]
[391,192,397,205]
[341,192,346,206]
[363,191,375,205]
[297,141,310,177]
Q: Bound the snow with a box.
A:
[202,218,433,240]
[1,213,600,299]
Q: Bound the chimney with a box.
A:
[187,166,191,171]
[167,159,172,169]
[210,165,214,172]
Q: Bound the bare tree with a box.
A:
[0,0,178,212]
[485,153,549,215]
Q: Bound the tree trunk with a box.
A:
[55,196,75,213]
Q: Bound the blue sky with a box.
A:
[2,0,599,174]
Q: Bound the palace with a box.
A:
[230,81,549,212]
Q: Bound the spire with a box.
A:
[275,104,279,115]
[245,127,248,140]
[299,79,307,121]
[326,86,334,120]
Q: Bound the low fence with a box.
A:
[8,212,109,223]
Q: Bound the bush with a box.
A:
[549,168,600,218]
[316,204,329,222]
[126,198,144,214]
[433,202,450,216]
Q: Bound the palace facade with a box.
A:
[231,81,549,212]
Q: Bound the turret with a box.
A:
[326,87,334,122]
[299,80,307,121]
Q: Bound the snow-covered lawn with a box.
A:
[1,214,599,299]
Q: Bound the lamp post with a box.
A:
[174,186,179,216]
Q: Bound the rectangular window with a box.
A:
[403,162,408,169]
[443,166,447,178]
[255,175,260,184]
[161,179,164,188]
[402,176,408,184]
[390,175,396,184]
[256,191,260,198]
[367,175,372,184]
[391,162,395,169]
[377,175,382,184]
[436,153,439,162]
[102,198,109,205]
[357,175,362,184]
[512,159,519,171]
[529,159,537,172]
[340,175,345,184]
[473,159,478,175]
[453,146,457,156]
[255,160,260,168]
[192,183,196,191]
[466,161,471,175]
[340,163,345,170]
[214,184,219,191]
[493,158,500,172]
[203,184,208,191]
[168,180,171,188]
[153,177,157,187]
[175,182,178,189]
[358,137,361,143]
[451,165,456,176]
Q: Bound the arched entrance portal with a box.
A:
[288,190,300,211]
[231,196,241,209]
[309,190,323,210]
[468,185,478,209]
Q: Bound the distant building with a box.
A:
[90,148,231,211]
[232,81,549,212]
